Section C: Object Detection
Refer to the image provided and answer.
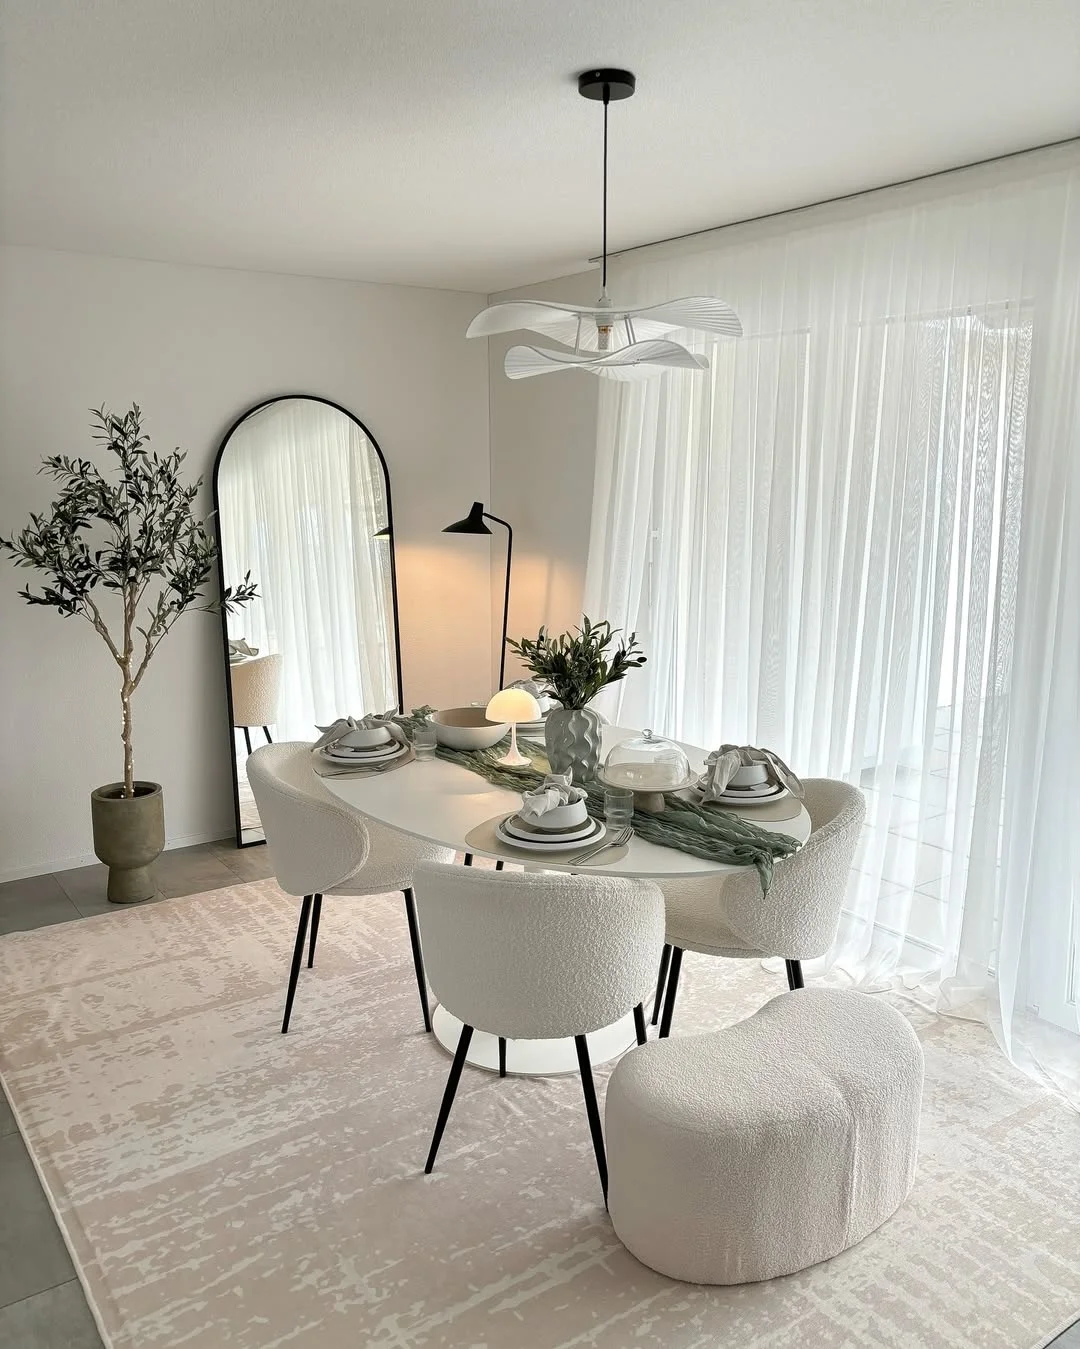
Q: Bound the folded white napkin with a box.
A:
[313,710,408,751]
[700,745,804,801]
[518,771,587,822]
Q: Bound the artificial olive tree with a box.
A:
[1,405,255,796]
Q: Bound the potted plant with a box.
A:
[1,405,255,903]
[507,616,646,781]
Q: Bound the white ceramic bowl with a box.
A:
[339,726,393,749]
[433,707,510,751]
[731,762,769,786]
[528,799,588,831]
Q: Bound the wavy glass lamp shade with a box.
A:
[471,297,741,381]
[467,297,743,347]
[505,339,710,381]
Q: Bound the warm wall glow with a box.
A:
[393,539,494,709]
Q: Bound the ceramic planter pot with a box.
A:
[90,782,165,904]
[545,707,603,783]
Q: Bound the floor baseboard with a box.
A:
[0,831,234,887]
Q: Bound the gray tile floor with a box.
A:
[0,838,1077,1349]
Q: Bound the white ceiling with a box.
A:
[2,0,1078,293]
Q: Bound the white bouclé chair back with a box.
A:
[247,741,371,897]
[674,778,864,960]
[412,862,666,1041]
[230,653,282,728]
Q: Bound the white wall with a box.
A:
[0,246,491,880]
[486,269,601,685]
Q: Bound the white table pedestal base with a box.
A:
[431,1003,643,1077]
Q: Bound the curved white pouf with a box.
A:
[606,989,924,1284]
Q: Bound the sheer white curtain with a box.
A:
[585,148,1080,1103]
[218,399,397,740]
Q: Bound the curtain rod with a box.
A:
[589,134,1080,265]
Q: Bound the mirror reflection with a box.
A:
[214,396,401,844]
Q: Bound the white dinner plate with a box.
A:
[323,742,405,764]
[694,779,788,804]
[495,815,605,852]
[501,813,597,844]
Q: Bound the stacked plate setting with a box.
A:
[494,811,606,852]
[697,776,788,805]
[320,738,409,767]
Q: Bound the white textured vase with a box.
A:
[544,707,603,783]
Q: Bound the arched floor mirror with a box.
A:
[213,395,403,846]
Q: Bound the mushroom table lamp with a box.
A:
[485,688,541,768]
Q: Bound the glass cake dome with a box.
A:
[601,729,692,792]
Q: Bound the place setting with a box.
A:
[466,770,633,865]
[685,744,806,822]
[310,711,416,777]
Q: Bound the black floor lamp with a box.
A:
[443,501,512,690]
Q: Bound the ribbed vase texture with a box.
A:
[544,707,603,783]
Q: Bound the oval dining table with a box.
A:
[322,725,811,1077]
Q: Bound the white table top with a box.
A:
[321,725,811,879]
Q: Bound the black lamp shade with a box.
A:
[443,501,491,535]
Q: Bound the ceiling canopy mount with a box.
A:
[576,68,637,102]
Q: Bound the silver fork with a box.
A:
[567,825,633,866]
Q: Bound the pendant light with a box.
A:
[467,69,742,380]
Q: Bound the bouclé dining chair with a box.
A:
[653,779,864,1037]
[412,861,665,1201]
[247,742,454,1034]
[231,652,282,753]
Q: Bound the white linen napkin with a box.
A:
[313,710,408,751]
[700,745,805,801]
[518,771,587,822]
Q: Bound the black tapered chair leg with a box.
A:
[306,894,322,968]
[463,853,474,866]
[243,726,253,755]
[403,888,433,1033]
[498,1037,507,1077]
[263,725,273,744]
[651,944,672,1025]
[281,895,312,1033]
[658,946,684,1039]
[575,1035,608,1202]
[633,1003,647,1046]
[494,860,505,871]
[785,959,805,991]
[425,1024,474,1174]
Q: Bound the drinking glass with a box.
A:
[603,786,634,830]
[413,725,437,760]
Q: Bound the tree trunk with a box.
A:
[121,674,134,797]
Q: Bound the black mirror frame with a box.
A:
[211,394,405,848]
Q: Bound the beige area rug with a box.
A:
[0,881,1077,1349]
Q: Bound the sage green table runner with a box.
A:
[434,743,800,890]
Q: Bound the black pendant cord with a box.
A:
[601,83,610,293]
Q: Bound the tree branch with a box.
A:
[84,595,125,667]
